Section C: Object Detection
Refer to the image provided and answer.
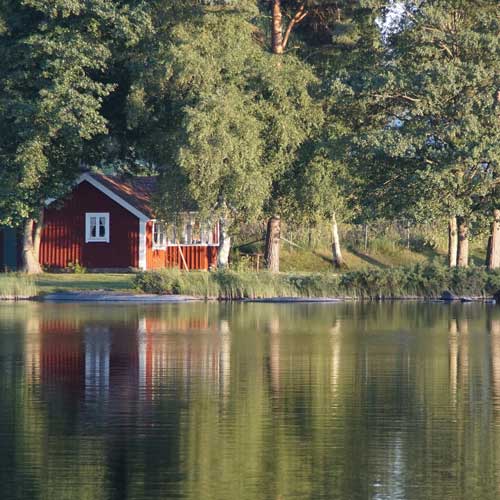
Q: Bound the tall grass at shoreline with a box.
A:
[0,274,37,299]
[134,264,500,300]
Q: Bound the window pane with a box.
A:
[192,221,200,244]
[159,224,165,245]
[90,217,97,237]
[185,224,192,244]
[99,217,106,237]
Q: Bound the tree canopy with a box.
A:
[1,0,499,272]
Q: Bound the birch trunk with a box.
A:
[217,217,231,269]
[271,0,284,54]
[331,213,344,268]
[456,216,469,268]
[488,209,500,270]
[448,216,458,268]
[264,216,281,273]
[20,218,42,274]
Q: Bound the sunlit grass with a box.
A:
[35,273,136,294]
[0,274,37,299]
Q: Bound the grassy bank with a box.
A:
[35,273,136,294]
[134,264,500,300]
[0,274,37,299]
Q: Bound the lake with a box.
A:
[1,301,500,500]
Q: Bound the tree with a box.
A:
[127,1,318,268]
[0,0,149,273]
[361,0,500,268]
[263,0,386,271]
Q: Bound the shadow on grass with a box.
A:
[312,251,334,266]
[348,249,388,269]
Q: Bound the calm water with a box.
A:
[1,302,500,500]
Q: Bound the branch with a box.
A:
[374,93,421,103]
[282,1,308,50]
[438,41,454,59]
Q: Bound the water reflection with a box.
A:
[1,302,500,499]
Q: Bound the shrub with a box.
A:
[134,269,182,294]
[66,260,87,274]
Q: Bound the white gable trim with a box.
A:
[77,173,150,222]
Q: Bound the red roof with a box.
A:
[89,173,158,219]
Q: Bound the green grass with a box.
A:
[0,274,37,299]
[280,245,431,273]
[35,273,136,294]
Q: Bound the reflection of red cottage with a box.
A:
[40,173,219,270]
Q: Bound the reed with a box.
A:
[0,274,38,299]
[134,264,500,300]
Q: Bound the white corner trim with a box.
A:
[77,173,150,222]
[139,220,147,270]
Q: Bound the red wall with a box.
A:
[40,181,139,269]
[145,222,218,271]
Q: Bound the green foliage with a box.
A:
[360,0,500,223]
[0,0,150,225]
[128,2,319,225]
[65,261,87,274]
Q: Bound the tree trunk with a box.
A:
[217,216,231,269]
[264,216,281,273]
[488,209,500,270]
[331,213,344,268]
[448,216,458,268]
[271,0,284,54]
[486,236,492,266]
[33,208,44,262]
[456,216,469,268]
[20,218,43,274]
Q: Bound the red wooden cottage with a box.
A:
[40,172,219,271]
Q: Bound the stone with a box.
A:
[441,290,459,301]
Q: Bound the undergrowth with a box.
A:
[134,263,500,300]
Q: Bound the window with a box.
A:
[153,216,218,247]
[177,216,217,245]
[152,221,167,249]
[85,213,110,243]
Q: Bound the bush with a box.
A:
[66,260,87,274]
[134,269,182,294]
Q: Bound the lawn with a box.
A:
[279,245,432,272]
[35,273,137,294]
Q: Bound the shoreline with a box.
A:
[0,291,496,304]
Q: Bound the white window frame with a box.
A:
[85,212,110,243]
[152,221,167,250]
